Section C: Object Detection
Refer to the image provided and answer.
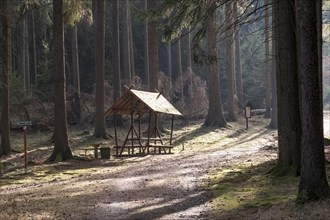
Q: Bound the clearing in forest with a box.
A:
[1,116,330,219]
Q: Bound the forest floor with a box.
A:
[0,114,330,220]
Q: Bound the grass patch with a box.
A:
[0,159,124,188]
[204,161,298,219]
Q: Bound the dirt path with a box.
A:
[0,118,277,219]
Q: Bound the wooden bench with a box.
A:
[113,145,146,156]
[78,144,102,159]
[113,144,173,156]
[146,144,174,154]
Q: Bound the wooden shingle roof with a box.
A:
[104,89,182,116]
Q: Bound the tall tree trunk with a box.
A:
[264,0,271,118]
[0,0,11,157]
[147,0,161,131]
[316,0,323,111]
[298,0,330,201]
[123,0,131,85]
[112,0,123,126]
[148,0,158,92]
[25,16,31,95]
[272,0,301,176]
[31,11,37,87]
[187,30,193,98]
[71,24,81,122]
[94,0,107,138]
[204,1,227,127]
[270,0,278,128]
[128,2,135,80]
[48,0,73,161]
[234,1,243,104]
[167,41,172,101]
[225,1,236,122]
[19,17,26,91]
[143,0,149,87]
[113,0,121,101]
[175,37,183,102]
[186,30,192,69]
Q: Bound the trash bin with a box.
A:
[99,146,110,159]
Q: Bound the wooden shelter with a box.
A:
[104,88,182,156]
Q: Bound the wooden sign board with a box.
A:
[13,121,33,127]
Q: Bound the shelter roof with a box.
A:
[104,89,182,116]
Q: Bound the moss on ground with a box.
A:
[204,161,298,218]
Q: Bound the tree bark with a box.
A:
[186,30,192,69]
[234,1,243,104]
[0,0,11,157]
[270,0,278,128]
[25,16,31,94]
[71,24,81,122]
[128,2,135,80]
[123,0,131,85]
[18,17,26,91]
[316,0,323,111]
[113,0,121,101]
[31,11,37,86]
[225,1,236,122]
[204,1,227,127]
[187,30,193,98]
[167,41,172,101]
[298,0,330,201]
[264,0,271,118]
[148,0,158,92]
[93,0,107,138]
[143,0,149,87]
[48,0,73,161]
[272,0,301,176]
[175,37,183,102]
[112,0,123,126]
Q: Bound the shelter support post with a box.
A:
[131,113,134,154]
[170,115,174,145]
[138,113,141,141]
[114,114,118,155]
[147,111,152,154]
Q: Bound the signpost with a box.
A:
[245,102,252,129]
[23,126,27,172]
[14,121,32,173]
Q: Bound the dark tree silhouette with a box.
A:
[48,0,73,161]
[204,0,227,127]
[271,0,301,176]
[93,0,107,138]
[0,0,11,157]
[297,0,330,201]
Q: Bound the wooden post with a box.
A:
[170,114,174,145]
[138,113,141,139]
[114,114,118,146]
[246,117,249,130]
[131,113,134,154]
[23,126,27,173]
[113,114,118,155]
[245,105,251,130]
[154,114,158,143]
[93,144,99,159]
[147,111,152,154]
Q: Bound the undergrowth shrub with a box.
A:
[159,67,208,119]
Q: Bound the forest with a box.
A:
[1,0,330,219]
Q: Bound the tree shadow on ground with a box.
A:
[172,123,227,146]
[207,160,300,219]
[0,159,300,220]
[0,153,216,219]
[0,118,281,219]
